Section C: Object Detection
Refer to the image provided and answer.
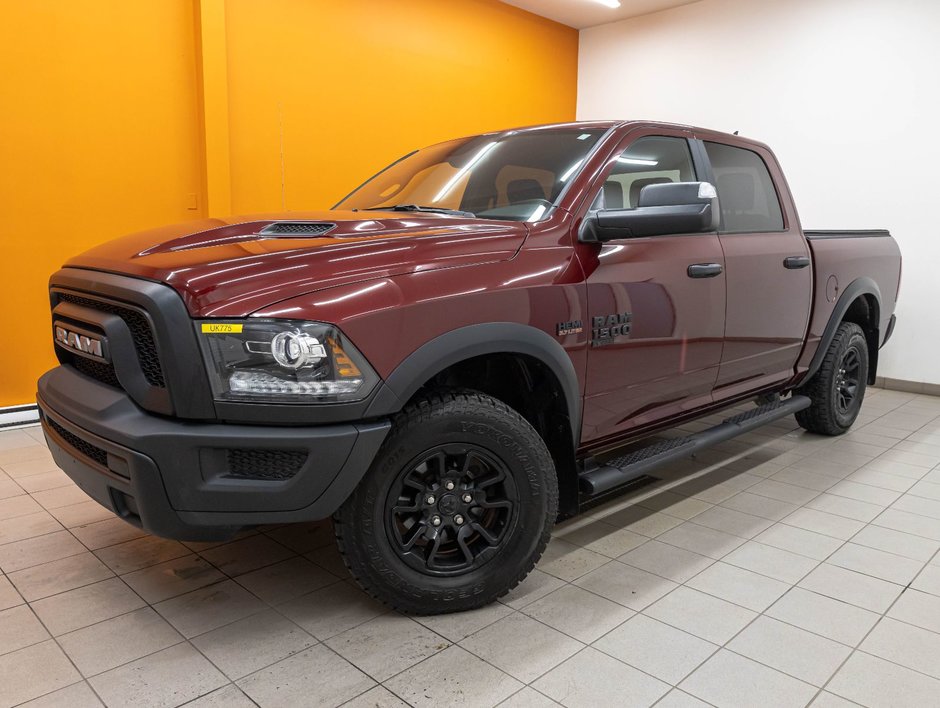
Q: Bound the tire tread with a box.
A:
[796,322,867,436]
[333,388,558,614]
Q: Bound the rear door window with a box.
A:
[704,142,784,232]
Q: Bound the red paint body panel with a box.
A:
[61,120,902,452]
[67,211,528,317]
[798,235,902,372]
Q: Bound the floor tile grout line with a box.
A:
[5,390,940,706]
[454,610,595,688]
[621,510,880,674]
[176,681,260,707]
[19,527,337,684]
[664,516,873,699]
[810,544,940,704]
[17,584,114,708]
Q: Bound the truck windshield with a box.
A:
[335,128,606,222]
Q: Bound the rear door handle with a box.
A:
[783,256,811,269]
[687,263,723,278]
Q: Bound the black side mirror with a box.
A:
[580,182,720,242]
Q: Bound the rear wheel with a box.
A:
[796,321,868,435]
[334,390,557,614]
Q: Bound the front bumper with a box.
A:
[37,366,390,540]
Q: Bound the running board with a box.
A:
[579,396,811,496]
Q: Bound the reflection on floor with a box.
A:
[2,388,940,707]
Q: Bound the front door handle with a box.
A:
[687,263,723,278]
[783,256,811,269]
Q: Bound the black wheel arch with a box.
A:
[363,323,582,517]
[364,322,582,443]
[802,277,882,387]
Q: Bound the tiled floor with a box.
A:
[2,388,940,707]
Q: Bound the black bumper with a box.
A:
[37,366,390,540]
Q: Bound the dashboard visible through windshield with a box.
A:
[335,128,606,222]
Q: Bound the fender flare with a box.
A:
[364,322,582,444]
[803,276,882,384]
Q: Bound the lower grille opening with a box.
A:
[71,357,120,388]
[225,449,308,481]
[47,418,109,469]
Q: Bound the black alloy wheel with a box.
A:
[334,390,557,614]
[386,445,518,575]
[834,347,861,415]
[796,321,868,435]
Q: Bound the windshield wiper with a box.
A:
[362,204,476,218]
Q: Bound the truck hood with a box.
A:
[65,210,528,317]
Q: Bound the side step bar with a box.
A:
[579,396,811,496]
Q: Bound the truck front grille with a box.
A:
[225,448,308,480]
[57,293,166,387]
[72,356,121,388]
[47,418,109,469]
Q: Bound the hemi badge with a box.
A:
[201,323,243,334]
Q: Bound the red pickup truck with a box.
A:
[39,121,901,614]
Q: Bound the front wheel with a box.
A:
[334,390,558,614]
[796,321,869,435]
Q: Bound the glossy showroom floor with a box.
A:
[3,389,940,707]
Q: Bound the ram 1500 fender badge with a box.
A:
[556,320,583,336]
[54,325,104,358]
[591,312,632,347]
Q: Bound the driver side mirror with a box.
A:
[580,182,720,242]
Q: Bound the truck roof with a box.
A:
[471,119,767,151]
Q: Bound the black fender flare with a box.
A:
[803,276,882,385]
[364,322,582,444]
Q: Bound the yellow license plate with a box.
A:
[201,323,243,334]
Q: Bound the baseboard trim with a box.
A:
[873,377,940,397]
[0,404,40,430]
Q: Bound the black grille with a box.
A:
[47,418,109,469]
[58,293,165,387]
[260,222,335,236]
[226,449,308,480]
[72,356,120,388]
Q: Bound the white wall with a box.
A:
[578,0,940,385]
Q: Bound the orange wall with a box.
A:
[0,0,205,407]
[0,0,577,406]
[225,0,579,212]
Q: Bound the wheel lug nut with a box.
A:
[444,481,455,491]
[462,493,472,503]
[431,515,441,526]
[426,495,435,505]
[454,514,464,525]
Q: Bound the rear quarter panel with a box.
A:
[797,233,902,374]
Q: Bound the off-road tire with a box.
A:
[333,390,558,615]
[796,321,868,435]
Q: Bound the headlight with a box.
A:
[196,320,378,403]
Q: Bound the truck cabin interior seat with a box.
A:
[507,178,547,204]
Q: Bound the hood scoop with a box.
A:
[136,220,339,256]
[259,221,336,237]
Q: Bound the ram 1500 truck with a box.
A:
[38,121,901,614]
